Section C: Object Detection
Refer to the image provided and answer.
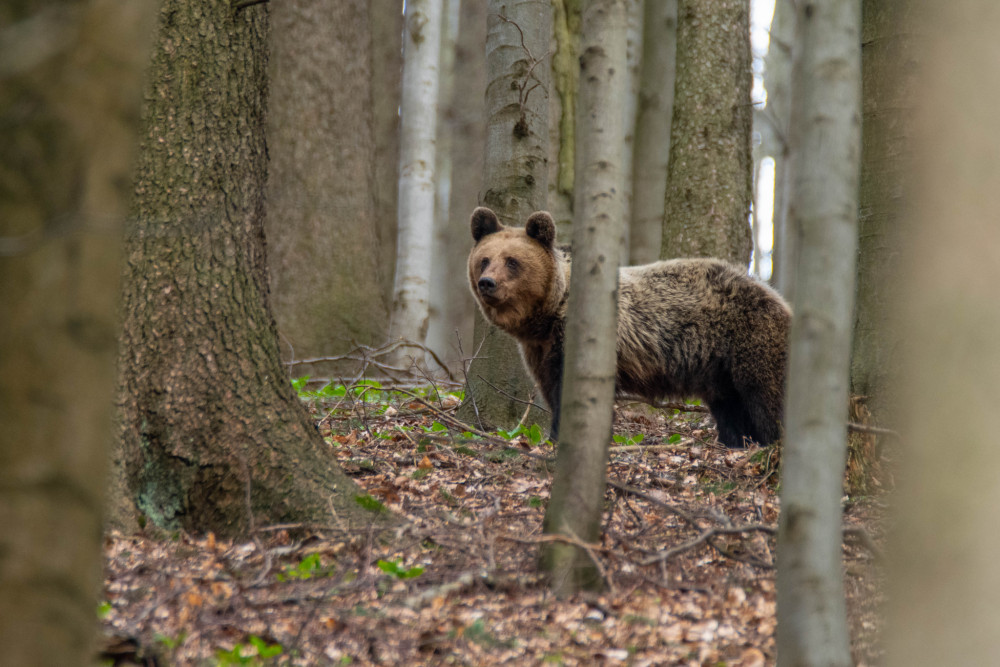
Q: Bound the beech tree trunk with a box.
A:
[766,0,795,297]
[370,0,404,305]
[388,0,443,358]
[850,0,918,423]
[662,0,753,266]
[775,0,861,665]
[887,6,1000,664]
[266,0,388,374]
[457,0,551,433]
[0,0,154,661]
[114,0,376,536]
[547,0,581,237]
[629,0,678,266]
[541,0,626,595]
[426,0,486,370]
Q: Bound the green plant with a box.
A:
[354,494,388,513]
[215,635,283,665]
[155,631,188,651]
[666,433,682,444]
[497,423,546,445]
[527,495,544,508]
[96,601,112,618]
[376,559,424,580]
[612,432,645,447]
[277,552,331,582]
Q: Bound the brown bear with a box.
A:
[468,206,791,448]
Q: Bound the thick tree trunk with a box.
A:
[541,0,626,595]
[775,1,860,665]
[887,6,1000,664]
[388,0,444,357]
[266,0,388,375]
[114,0,375,537]
[850,0,918,424]
[662,0,753,266]
[457,0,552,433]
[629,0,678,266]
[0,0,155,661]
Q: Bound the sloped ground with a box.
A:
[101,388,887,666]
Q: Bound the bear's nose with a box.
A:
[478,276,497,295]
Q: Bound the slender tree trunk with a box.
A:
[766,0,795,297]
[0,0,155,661]
[371,0,404,305]
[775,1,860,665]
[850,0,918,424]
[662,0,753,265]
[619,0,641,262]
[389,0,443,359]
[457,0,551,432]
[114,0,377,536]
[541,0,626,595]
[426,0,486,370]
[887,6,1000,664]
[266,0,388,375]
[629,0,678,266]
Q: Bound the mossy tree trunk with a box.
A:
[457,0,551,433]
[0,0,155,661]
[541,0,627,595]
[114,0,377,537]
[265,0,388,376]
[662,0,753,266]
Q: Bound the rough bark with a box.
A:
[887,6,1000,664]
[388,0,443,357]
[266,0,388,375]
[541,0,626,595]
[662,0,753,266]
[457,0,551,432]
[775,1,860,665]
[426,0,485,371]
[629,0,678,266]
[766,0,795,298]
[114,0,376,537]
[850,0,918,423]
[0,0,155,661]
[370,0,404,305]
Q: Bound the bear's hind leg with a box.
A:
[708,394,754,448]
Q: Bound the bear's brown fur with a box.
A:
[468,206,791,448]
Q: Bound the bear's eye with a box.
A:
[480,257,490,271]
[505,257,519,272]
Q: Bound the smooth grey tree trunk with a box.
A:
[541,0,626,596]
[629,0,677,266]
[886,5,1000,665]
[0,0,155,661]
[662,0,753,265]
[850,0,919,424]
[775,1,860,665]
[266,0,388,375]
[426,0,486,372]
[547,0,581,238]
[389,0,444,359]
[457,0,551,432]
[766,0,795,298]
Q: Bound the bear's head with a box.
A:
[468,207,566,337]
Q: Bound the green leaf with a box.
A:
[527,424,543,444]
[291,376,309,392]
[354,494,388,513]
[97,601,112,618]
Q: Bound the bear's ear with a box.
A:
[471,207,502,242]
[525,211,556,249]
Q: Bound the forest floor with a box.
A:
[100,383,890,666]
